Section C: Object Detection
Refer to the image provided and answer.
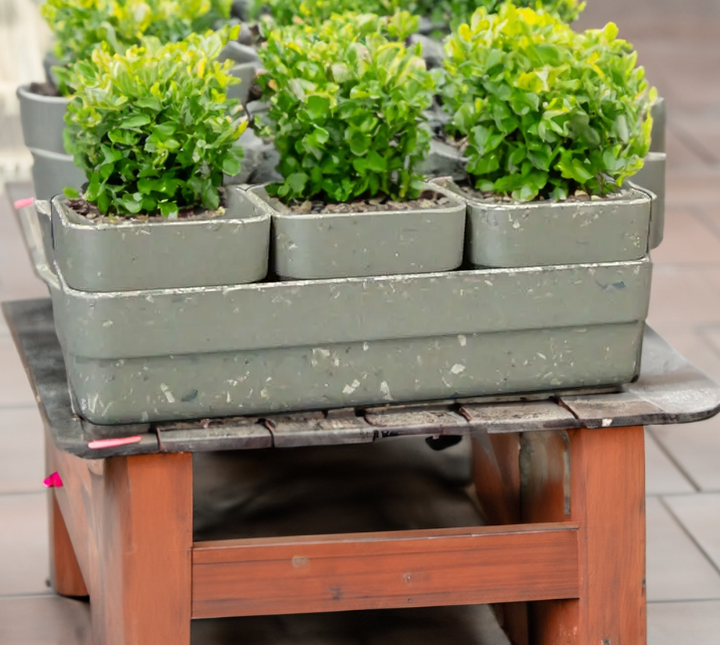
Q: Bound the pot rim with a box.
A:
[17,83,70,106]
[52,185,269,231]
[247,181,466,221]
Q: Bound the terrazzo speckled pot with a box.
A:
[432,177,653,269]
[249,183,467,280]
[51,185,270,292]
[19,202,654,426]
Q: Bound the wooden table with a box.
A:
[4,298,720,645]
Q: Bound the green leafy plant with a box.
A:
[255,0,409,26]
[257,12,434,203]
[417,0,584,26]
[41,0,232,74]
[64,31,247,218]
[440,4,656,201]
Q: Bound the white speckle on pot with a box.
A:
[226,392,232,403]
[458,334,467,346]
[140,412,149,422]
[102,320,113,327]
[451,363,465,375]
[484,280,493,287]
[380,381,393,401]
[512,221,520,229]
[363,342,370,351]
[160,383,175,403]
[602,418,613,427]
[343,379,361,395]
[313,348,331,359]
[145,295,154,303]
[537,352,547,360]
[260,388,270,399]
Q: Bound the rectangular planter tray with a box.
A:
[433,178,653,268]
[20,203,652,425]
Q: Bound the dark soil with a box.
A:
[29,81,61,97]
[67,188,228,223]
[454,181,627,204]
[286,191,454,215]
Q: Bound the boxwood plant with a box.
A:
[440,4,656,201]
[256,0,407,26]
[63,31,247,218]
[41,0,232,92]
[257,12,434,202]
[417,0,584,27]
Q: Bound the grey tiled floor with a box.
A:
[1,0,720,643]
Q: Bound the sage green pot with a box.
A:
[18,199,653,427]
[50,186,271,292]
[432,178,653,269]
[249,183,467,280]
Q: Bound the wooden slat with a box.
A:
[192,524,580,619]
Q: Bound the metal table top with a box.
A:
[3,298,720,459]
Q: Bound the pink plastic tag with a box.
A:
[13,198,34,210]
[87,435,143,450]
[43,472,64,488]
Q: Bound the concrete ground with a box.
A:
[1,0,720,642]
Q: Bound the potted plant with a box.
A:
[253,12,466,280]
[50,31,270,292]
[433,4,655,268]
[17,0,252,200]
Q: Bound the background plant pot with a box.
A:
[51,185,270,292]
[20,195,651,424]
[650,96,666,153]
[249,183,466,280]
[418,139,467,182]
[30,148,86,202]
[433,178,652,268]
[17,84,68,154]
[631,151,666,249]
[223,126,281,185]
[221,41,261,105]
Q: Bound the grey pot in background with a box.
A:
[631,151,666,250]
[249,183,466,280]
[17,84,68,154]
[221,41,261,105]
[30,148,85,202]
[419,139,466,182]
[51,185,271,292]
[432,177,652,268]
[650,96,666,153]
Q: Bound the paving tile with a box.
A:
[666,169,720,209]
[648,600,720,645]
[650,209,720,265]
[647,266,720,331]
[0,334,38,407]
[666,127,715,173]
[645,496,720,601]
[0,596,91,645]
[0,492,50,596]
[0,407,46,494]
[648,327,720,382]
[645,430,696,496]
[652,419,720,493]
[665,493,720,571]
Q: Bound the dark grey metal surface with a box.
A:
[3,298,720,459]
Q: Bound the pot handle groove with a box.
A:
[16,202,60,291]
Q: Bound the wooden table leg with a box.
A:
[471,431,528,645]
[45,435,88,597]
[89,453,193,645]
[48,493,88,597]
[522,426,647,645]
